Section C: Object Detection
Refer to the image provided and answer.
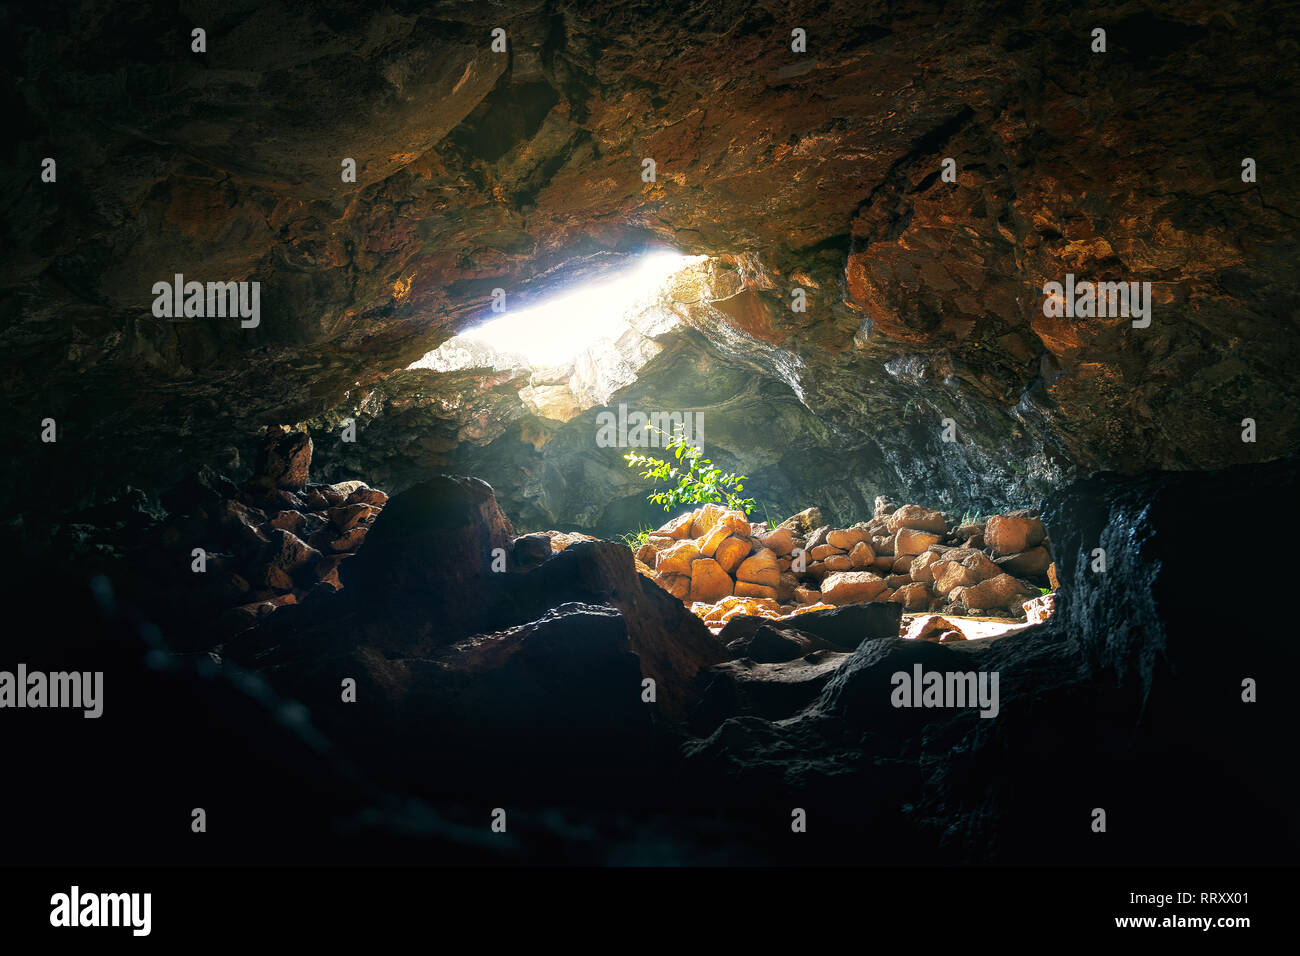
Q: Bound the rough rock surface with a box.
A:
[4,2,1296,531]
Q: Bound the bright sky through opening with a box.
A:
[458,252,702,366]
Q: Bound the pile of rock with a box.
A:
[162,425,388,637]
[637,497,1056,626]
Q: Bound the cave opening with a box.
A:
[409,250,705,371]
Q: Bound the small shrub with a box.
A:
[623,427,757,515]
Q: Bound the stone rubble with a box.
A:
[165,425,388,638]
[630,498,1058,631]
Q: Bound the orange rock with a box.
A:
[810,544,845,560]
[689,558,733,603]
[714,535,752,574]
[690,503,726,538]
[654,571,690,600]
[910,550,941,584]
[820,571,888,605]
[655,540,701,575]
[822,553,852,572]
[657,513,696,540]
[895,528,941,555]
[849,540,874,568]
[886,505,947,534]
[736,548,780,587]
[697,523,732,558]
[908,615,960,642]
[716,510,752,536]
[984,511,1046,556]
[794,586,822,605]
[890,582,930,611]
[760,526,794,556]
[735,581,778,599]
[827,528,868,549]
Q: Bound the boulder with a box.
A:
[776,507,824,535]
[985,510,1047,555]
[930,549,1001,595]
[849,540,874,568]
[886,504,946,534]
[895,527,942,556]
[995,545,1052,577]
[268,510,307,535]
[514,533,554,566]
[338,475,515,648]
[891,581,931,611]
[822,553,852,572]
[255,528,321,589]
[759,526,794,556]
[655,540,702,575]
[249,425,313,491]
[690,503,727,538]
[690,558,734,604]
[952,573,1038,611]
[346,486,389,508]
[827,528,868,549]
[658,513,695,539]
[907,614,961,642]
[794,586,823,605]
[1023,592,1056,624]
[697,522,732,558]
[716,510,752,536]
[809,543,844,560]
[327,526,367,552]
[805,525,832,551]
[909,550,941,585]
[820,571,888,605]
[328,503,372,532]
[714,535,753,574]
[736,548,780,587]
[655,571,690,600]
[734,581,778,600]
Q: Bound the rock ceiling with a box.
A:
[3,0,1297,522]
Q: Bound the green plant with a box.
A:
[959,508,983,526]
[1038,586,1052,596]
[616,525,653,550]
[624,427,757,515]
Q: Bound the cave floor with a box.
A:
[901,613,1036,642]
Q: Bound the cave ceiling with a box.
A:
[3,0,1298,519]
